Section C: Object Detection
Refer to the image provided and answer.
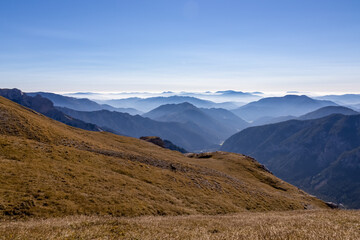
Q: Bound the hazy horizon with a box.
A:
[55,90,360,103]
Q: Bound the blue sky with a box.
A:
[1,0,360,93]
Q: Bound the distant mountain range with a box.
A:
[98,96,241,112]
[215,90,256,96]
[251,106,358,126]
[27,92,142,115]
[143,102,249,141]
[298,106,358,120]
[251,115,296,126]
[0,89,250,152]
[221,113,360,208]
[316,94,360,105]
[232,95,337,122]
[200,107,250,132]
[65,90,261,105]
[59,102,250,152]
[0,89,101,132]
[58,107,216,152]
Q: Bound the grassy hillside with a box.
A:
[1,210,359,239]
[0,96,328,219]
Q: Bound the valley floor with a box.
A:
[1,210,359,240]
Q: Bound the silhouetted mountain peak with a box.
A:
[257,95,313,103]
[151,102,197,111]
[0,88,24,99]
[0,89,54,110]
[232,95,337,121]
[299,106,359,120]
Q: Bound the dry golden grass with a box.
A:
[0,96,329,219]
[1,210,359,239]
[0,96,327,219]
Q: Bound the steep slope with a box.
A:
[232,95,337,121]
[58,107,216,152]
[143,103,245,141]
[309,146,360,208]
[298,106,358,120]
[0,89,101,132]
[0,96,328,218]
[251,115,296,126]
[27,92,141,115]
[221,114,360,208]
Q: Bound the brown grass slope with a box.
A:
[0,96,328,218]
[2,210,359,240]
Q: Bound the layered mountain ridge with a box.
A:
[232,95,337,121]
[58,107,215,152]
[143,102,249,141]
[27,92,142,115]
[221,113,360,208]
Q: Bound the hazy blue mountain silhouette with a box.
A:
[143,102,249,141]
[251,106,358,126]
[27,92,141,115]
[200,107,250,132]
[251,115,296,126]
[215,90,257,97]
[316,94,360,105]
[298,106,358,120]
[232,95,337,121]
[221,113,360,208]
[100,96,236,112]
[59,107,216,152]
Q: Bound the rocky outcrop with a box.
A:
[140,136,187,153]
